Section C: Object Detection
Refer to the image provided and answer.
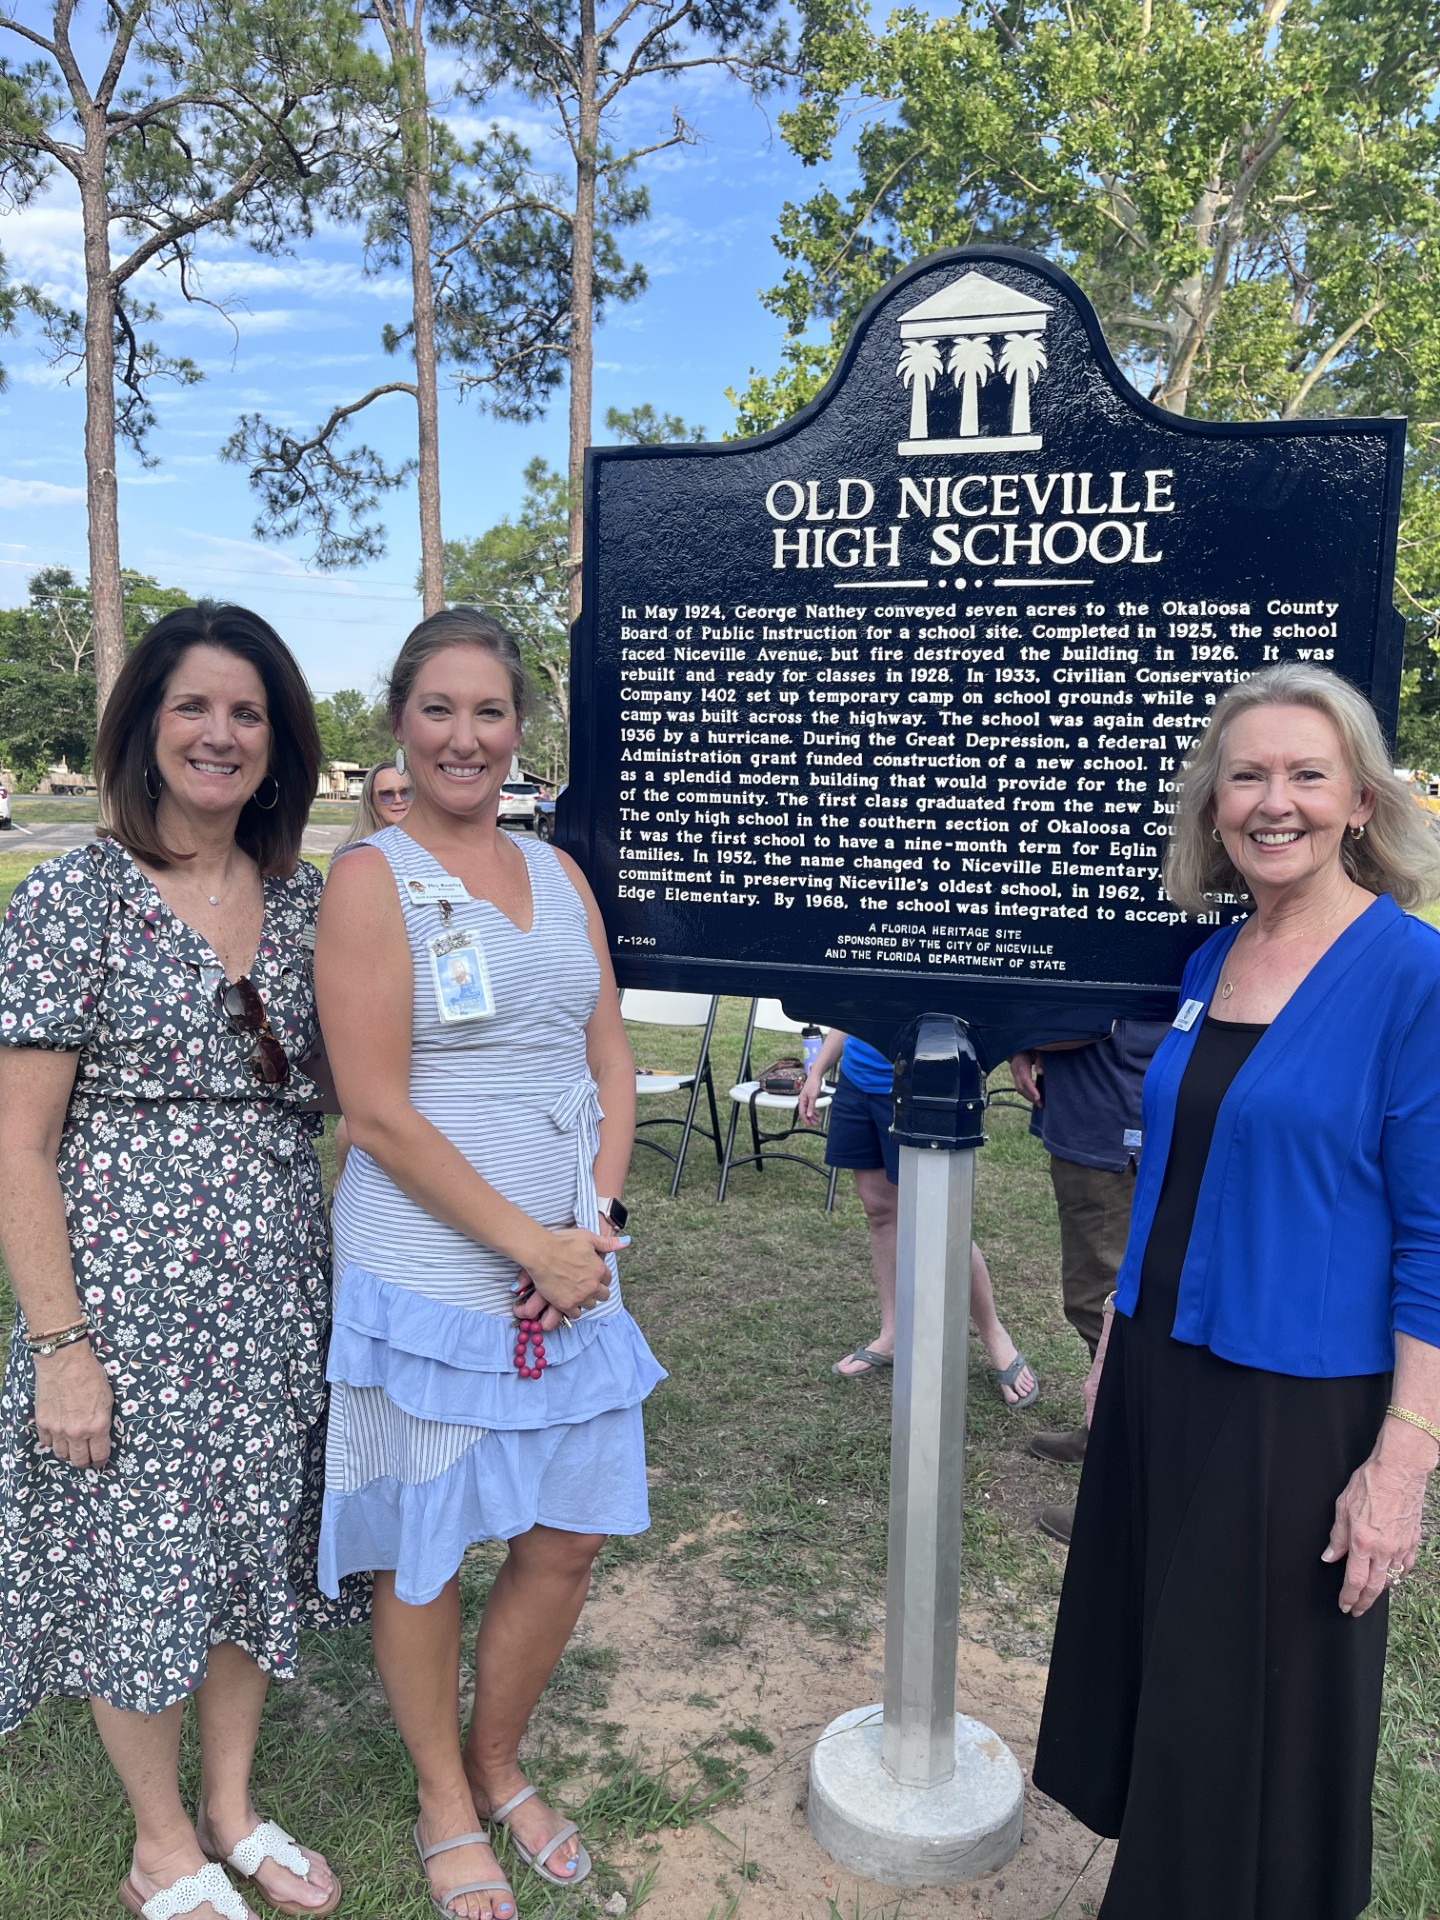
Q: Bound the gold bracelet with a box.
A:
[1386,1403,1440,1448]
[27,1324,90,1359]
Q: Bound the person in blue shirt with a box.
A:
[1034,663,1440,1920]
[799,1033,1036,1403]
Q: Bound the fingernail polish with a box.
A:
[616,1235,631,1246]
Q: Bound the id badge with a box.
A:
[406,876,468,907]
[1174,998,1205,1031]
[429,928,495,1023]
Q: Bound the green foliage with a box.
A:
[222,35,598,571]
[603,403,709,444]
[728,0,1440,716]
[0,568,194,778]
[313,689,390,766]
[441,456,571,776]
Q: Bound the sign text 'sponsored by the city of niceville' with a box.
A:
[564,248,1405,1052]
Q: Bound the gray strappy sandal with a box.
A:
[489,1786,592,1888]
[412,1824,515,1919]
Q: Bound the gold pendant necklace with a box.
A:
[1220,978,1235,998]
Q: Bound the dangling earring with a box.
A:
[1349,823,1366,840]
[1211,826,1222,843]
[394,744,407,776]
[144,766,162,800]
[254,774,280,812]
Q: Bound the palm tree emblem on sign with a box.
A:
[1000,332,1047,436]
[897,340,944,441]
[895,269,1052,454]
[949,336,996,438]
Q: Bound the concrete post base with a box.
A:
[807,1704,1024,1889]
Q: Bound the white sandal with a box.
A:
[118,1861,254,1920]
[202,1820,341,1918]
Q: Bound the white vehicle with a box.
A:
[497,780,541,830]
[0,784,11,830]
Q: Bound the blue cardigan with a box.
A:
[1114,893,1440,1376]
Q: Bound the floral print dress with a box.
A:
[0,839,367,1732]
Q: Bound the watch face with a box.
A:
[601,1196,629,1231]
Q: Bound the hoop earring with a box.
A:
[253,775,280,812]
[393,744,407,777]
[1211,826,1222,843]
[144,766,162,801]
[1349,823,1366,840]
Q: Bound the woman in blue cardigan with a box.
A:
[1033,663,1440,1920]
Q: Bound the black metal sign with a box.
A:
[561,246,1405,1062]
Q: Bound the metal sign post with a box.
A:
[807,1015,1024,1886]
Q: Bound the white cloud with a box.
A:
[12,361,79,389]
[0,475,86,507]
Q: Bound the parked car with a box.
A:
[0,784,10,830]
[534,783,565,842]
[497,779,541,830]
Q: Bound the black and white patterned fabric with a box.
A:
[0,839,368,1730]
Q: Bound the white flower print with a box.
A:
[0,841,367,1730]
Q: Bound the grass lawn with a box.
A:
[0,974,1436,1913]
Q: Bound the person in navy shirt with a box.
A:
[1035,663,1440,1920]
[799,1033,1036,1403]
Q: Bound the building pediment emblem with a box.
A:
[897,270,1052,455]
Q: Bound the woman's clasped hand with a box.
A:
[312,607,662,1920]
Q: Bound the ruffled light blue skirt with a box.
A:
[319,1264,665,1605]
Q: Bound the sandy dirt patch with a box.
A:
[571,1542,1113,1920]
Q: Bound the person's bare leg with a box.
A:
[193,1641,337,1912]
[969,1241,1035,1402]
[373,1572,514,1920]
[833,1165,898,1376]
[464,1526,605,1879]
[91,1695,253,1920]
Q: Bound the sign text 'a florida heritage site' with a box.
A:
[562,248,1406,1059]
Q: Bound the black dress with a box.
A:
[1033,1017,1392,1920]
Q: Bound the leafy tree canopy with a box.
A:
[0,568,193,780]
[729,0,1440,734]
[314,688,391,766]
[603,403,708,444]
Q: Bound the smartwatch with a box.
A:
[596,1196,629,1232]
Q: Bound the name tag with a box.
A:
[1174,998,1204,1032]
[405,876,468,906]
[429,929,495,1023]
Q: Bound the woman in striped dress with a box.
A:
[314,609,662,1920]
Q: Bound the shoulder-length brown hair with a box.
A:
[96,603,321,876]
[1165,662,1440,914]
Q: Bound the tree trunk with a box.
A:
[402,2,445,612]
[80,105,123,718]
[566,0,599,630]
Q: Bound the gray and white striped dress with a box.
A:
[317,827,663,1604]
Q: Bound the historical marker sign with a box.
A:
[563,246,1405,1059]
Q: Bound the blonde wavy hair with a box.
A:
[1164,662,1440,915]
[340,758,412,847]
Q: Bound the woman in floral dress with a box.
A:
[0,606,366,1920]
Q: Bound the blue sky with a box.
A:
[0,42,826,698]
